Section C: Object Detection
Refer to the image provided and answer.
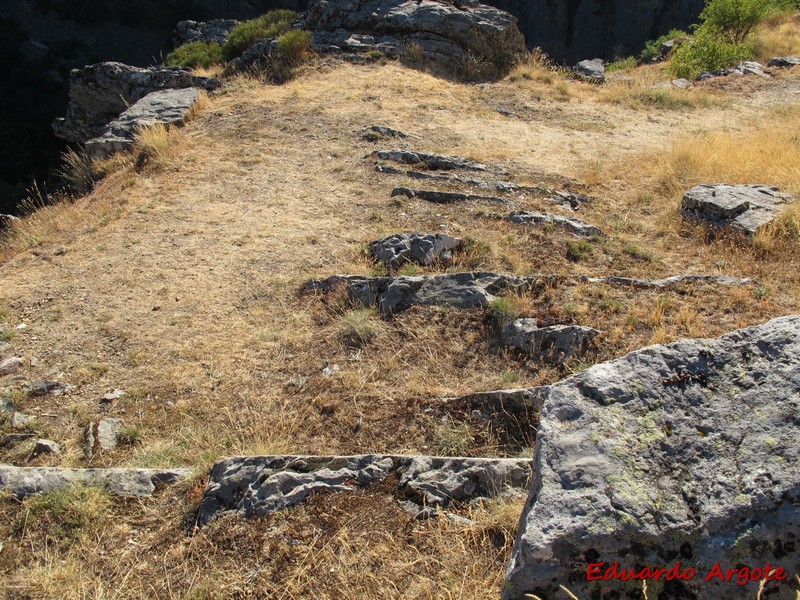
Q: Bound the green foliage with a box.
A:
[164,41,224,69]
[669,26,753,78]
[117,425,144,445]
[488,297,522,321]
[700,0,777,42]
[566,240,593,262]
[276,29,312,64]
[222,10,299,60]
[606,56,638,72]
[639,29,689,63]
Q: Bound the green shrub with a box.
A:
[639,29,689,63]
[606,56,638,72]
[164,41,224,68]
[669,26,753,78]
[566,240,593,262]
[700,0,777,43]
[276,29,312,64]
[222,9,299,60]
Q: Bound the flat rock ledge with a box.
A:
[0,466,191,498]
[680,184,792,236]
[305,273,752,315]
[392,187,513,205]
[768,56,800,68]
[503,315,800,600]
[198,454,532,527]
[509,210,604,238]
[85,88,202,160]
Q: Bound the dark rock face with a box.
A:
[503,315,800,600]
[173,19,239,46]
[488,0,705,63]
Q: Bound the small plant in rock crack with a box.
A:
[566,240,593,262]
[488,297,523,322]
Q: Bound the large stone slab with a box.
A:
[373,149,489,171]
[85,88,202,159]
[573,58,605,82]
[0,466,191,498]
[680,184,792,235]
[53,62,219,144]
[768,56,800,68]
[305,0,526,74]
[197,454,532,526]
[504,315,800,600]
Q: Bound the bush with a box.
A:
[164,41,224,69]
[639,29,689,63]
[222,9,299,60]
[700,0,777,42]
[669,26,753,78]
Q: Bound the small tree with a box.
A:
[700,0,776,43]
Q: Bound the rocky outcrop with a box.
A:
[503,315,800,600]
[370,233,462,269]
[306,273,753,315]
[305,0,526,73]
[84,418,122,458]
[573,58,604,82]
[85,88,202,159]
[197,454,532,526]
[173,19,239,47]
[509,210,603,237]
[53,62,220,144]
[768,56,800,68]
[698,61,770,80]
[0,466,191,498]
[500,320,599,364]
[680,184,792,236]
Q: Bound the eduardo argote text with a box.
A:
[587,561,788,586]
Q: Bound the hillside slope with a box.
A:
[1,57,799,597]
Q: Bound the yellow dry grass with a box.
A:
[1,56,800,598]
[754,11,800,62]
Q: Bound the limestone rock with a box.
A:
[768,56,800,68]
[362,125,412,141]
[503,315,800,600]
[500,320,599,364]
[85,88,202,159]
[680,184,792,236]
[0,357,24,376]
[698,61,770,80]
[573,58,605,82]
[0,466,190,499]
[373,149,489,171]
[84,418,123,457]
[53,62,220,144]
[305,0,526,74]
[0,397,17,413]
[11,412,35,428]
[370,233,462,269]
[509,210,603,238]
[26,380,70,397]
[197,454,532,526]
[32,439,61,456]
[227,39,279,73]
[173,19,238,47]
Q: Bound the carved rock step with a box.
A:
[504,314,800,600]
[0,466,191,499]
[680,184,792,236]
[375,164,592,209]
[510,210,604,238]
[198,454,532,527]
[392,186,513,205]
[372,149,489,171]
[305,273,753,315]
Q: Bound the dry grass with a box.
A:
[754,11,800,62]
[1,57,799,596]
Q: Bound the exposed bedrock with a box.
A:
[503,315,800,600]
